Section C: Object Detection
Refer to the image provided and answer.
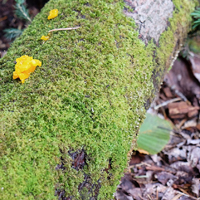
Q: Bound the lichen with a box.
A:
[0,0,197,199]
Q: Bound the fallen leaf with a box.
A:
[137,113,171,155]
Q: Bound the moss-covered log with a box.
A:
[0,0,197,199]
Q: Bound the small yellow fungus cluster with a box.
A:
[40,9,59,41]
[13,55,42,83]
[13,9,59,83]
[48,9,58,20]
[41,35,50,41]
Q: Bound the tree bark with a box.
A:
[0,0,197,199]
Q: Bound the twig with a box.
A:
[147,194,153,200]
[174,89,190,104]
[156,187,159,200]
[48,26,80,32]
[154,97,181,110]
[146,165,165,171]
[171,194,183,200]
[138,194,144,200]
[134,162,151,167]
[134,175,148,178]
[176,191,199,200]
[164,82,190,104]
[177,118,187,129]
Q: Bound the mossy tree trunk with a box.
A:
[0,0,197,199]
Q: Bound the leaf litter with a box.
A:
[114,37,200,200]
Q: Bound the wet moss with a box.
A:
[0,0,197,199]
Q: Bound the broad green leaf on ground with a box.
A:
[137,113,172,155]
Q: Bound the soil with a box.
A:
[0,0,48,57]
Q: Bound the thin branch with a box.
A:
[174,89,190,104]
[154,97,181,110]
[176,191,199,200]
[48,26,80,32]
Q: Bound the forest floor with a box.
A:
[1,0,200,200]
[0,0,47,57]
[115,53,200,200]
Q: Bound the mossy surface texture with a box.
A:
[0,0,196,199]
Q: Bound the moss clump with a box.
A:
[0,0,197,199]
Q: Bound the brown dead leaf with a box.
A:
[129,151,146,165]
[182,119,197,129]
[138,149,150,155]
[156,172,176,185]
[164,57,200,99]
[163,87,174,98]
[191,178,199,197]
[188,147,200,168]
[168,102,199,119]
[115,173,141,200]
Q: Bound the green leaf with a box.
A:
[191,12,200,18]
[14,3,31,22]
[137,113,171,155]
[15,0,25,4]
[4,28,23,40]
[192,23,200,29]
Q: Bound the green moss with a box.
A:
[157,0,197,72]
[0,0,196,199]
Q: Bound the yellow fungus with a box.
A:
[13,55,42,83]
[41,35,50,41]
[48,9,58,20]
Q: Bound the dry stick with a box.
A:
[138,194,144,200]
[177,118,187,129]
[48,26,80,32]
[174,89,190,105]
[154,97,181,110]
[171,194,183,200]
[134,175,149,178]
[169,83,190,104]
[147,194,153,200]
[156,188,159,200]
[176,191,199,200]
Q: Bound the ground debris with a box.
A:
[115,55,200,200]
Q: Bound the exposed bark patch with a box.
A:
[68,149,87,171]
[55,189,71,200]
[55,156,66,171]
[104,158,112,180]
[55,149,101,199]
[78,174,101,200]
[124,0,174,44]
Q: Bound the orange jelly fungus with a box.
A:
[41,35,50,41]
[13,55,42,83]
[48,9,58,20]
